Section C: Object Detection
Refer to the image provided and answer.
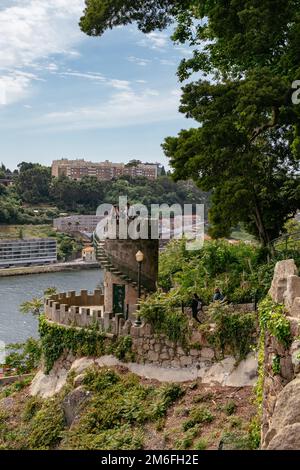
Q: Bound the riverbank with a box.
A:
[0,261,99,277]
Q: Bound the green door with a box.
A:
[113,284,125,314]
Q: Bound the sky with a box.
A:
[0,0,195,171]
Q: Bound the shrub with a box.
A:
[182,406,214,431]
[22,397,43,422]
[195,438,208,450]
[26,399,65,449]
[4,338,42,374]
[139,291,190,346]
[224,400,237,416]
[206,303,257,360]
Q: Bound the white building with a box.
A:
[0,239,57,268]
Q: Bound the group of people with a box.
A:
[191,288,225,324]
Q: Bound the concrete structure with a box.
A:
[52,159,158,181]
[53,215,103,235]
[0,238,57,268]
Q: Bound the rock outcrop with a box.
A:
[262,258,300,450]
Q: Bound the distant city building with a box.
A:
[53,215,103,234]
[0,177,14,187]
[0,239,57,268]
[51,159,159,181]
[82,246,96,262]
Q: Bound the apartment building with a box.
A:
[0,239,57,268]
[51,159,158,181]
[53,215,103,234]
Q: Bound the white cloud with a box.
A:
[159,59,176,66]
[0,0,84,104]
[138,32,169,51]
[0,71,42,105]
[40,87,181,131]
[127,56,152,67]
[59,71,106,82]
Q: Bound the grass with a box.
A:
[0,224,53,239]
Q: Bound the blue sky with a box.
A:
[0,0,195,170]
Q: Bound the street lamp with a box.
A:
[134,250,144,326]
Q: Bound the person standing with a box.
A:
[191,293,203,323]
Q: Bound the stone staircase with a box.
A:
[93,234,150,296]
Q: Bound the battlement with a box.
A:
[45,290,104,329]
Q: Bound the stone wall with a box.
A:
[45,290,105,328]
[103,271,140,317]
[44,289,256,373]
[103,237,159,292]
[262,259,300,450]
[129,323,216,368]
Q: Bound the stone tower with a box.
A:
[93,213,159,318]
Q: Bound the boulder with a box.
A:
[284,276,300,311]
[62,386,90,427]
[70,358,95,376]
[268,377,300,432]
[267,424,300,450]
[291,297,300,318]
[30,368,69,398]
[73,373,86,388]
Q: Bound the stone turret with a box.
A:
[93,213,159,318]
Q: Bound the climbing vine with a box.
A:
[203,303,257,361]
[38,316,136,374]
[39,316,107,373]
[258,296,291,347]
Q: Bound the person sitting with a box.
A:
[213,288,224,302]
[191,293,203,323]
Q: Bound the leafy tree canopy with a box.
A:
[80,1,300,246]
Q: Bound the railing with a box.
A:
[93,232,155,292]
[270,231,300,257]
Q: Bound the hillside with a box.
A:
[0,364,257,451]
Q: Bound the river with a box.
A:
[0,269,103,345]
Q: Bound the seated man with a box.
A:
[213,287,225,302]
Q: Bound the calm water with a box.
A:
[0,269,103,344]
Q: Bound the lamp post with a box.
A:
[134,250,144,327]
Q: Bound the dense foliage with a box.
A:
[1,162,210,220]
[139,289,190,346]
[80,0,300,245]
[204,303,257,361]
[3,339,42,375]
[159,239,274,305]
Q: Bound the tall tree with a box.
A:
[80,0,300,245]
[16,164,52,204]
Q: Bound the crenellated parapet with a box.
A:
[45,290,104,329]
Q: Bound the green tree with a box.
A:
[80,1,300,245]
[16,163,52,204]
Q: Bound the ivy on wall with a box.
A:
[38,316,135,374]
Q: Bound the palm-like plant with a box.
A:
[20,287,57,316]
[20,298,44,316]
